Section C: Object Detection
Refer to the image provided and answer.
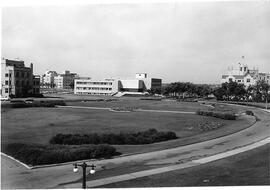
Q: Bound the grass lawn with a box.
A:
[100,144,270,187]
[1,99,255,155]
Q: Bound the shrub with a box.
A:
[1,143,118,166]
[245,110,254,116]
[196,110,236,120]
[50,129,178,145]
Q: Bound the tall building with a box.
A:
[221,62,270,86]
[54,70,78,89]
[1,58,40,98]
[40,70,58,88]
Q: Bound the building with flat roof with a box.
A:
[74,78,118,95]
[41,70,58,88]
[74,73,162,96]
[54,70,78,89]
[1,58,40,98]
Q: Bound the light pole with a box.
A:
[73,162,96,189]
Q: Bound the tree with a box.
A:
[253,80,270,104]
[213,81,246,101]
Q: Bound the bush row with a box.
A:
[1,143,118,166]
[1,100,66,108]
[50,129,178,145]
[196,110,236,120]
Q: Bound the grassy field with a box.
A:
[100,144,270,187]
[1,98,255,155]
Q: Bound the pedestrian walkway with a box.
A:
[64,137,270,188]
[56,105,195,114]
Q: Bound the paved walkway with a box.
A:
[57,105,195,114]
[64,137,270,188]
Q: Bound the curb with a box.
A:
[0,152,33,170]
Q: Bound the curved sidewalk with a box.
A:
[64,137,270,188]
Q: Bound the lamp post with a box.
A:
[73,162,96,189]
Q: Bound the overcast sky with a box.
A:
[2,1,270,83]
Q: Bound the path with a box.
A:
[56,105,196,114]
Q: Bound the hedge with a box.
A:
[1,143,118,166]
[196,110,236,120]
[245,110,254,116]
[1,100,66,108]
[50,129,178,145]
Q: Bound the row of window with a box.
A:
[5,80,40,86]
[76,92,111,95]
[76,87,112,91]
[33,81,40,85]
[4,88,11,93]
[5,80,11,85]
[15,71,30,78]
[230,78,252,83]
[5,73,12,78]
[16,80,29,86]
[76,82,113,85]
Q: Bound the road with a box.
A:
[1,106,270,189]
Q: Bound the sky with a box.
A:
[1,1,270,84]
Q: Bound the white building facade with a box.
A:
[54,70,78,89]
[74,78,118,95]
[74,73,162,96]
[221,63,270,86]
[41,71,58,88]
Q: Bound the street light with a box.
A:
[73,162,96,189]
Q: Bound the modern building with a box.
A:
[40,70,58,88]
[54,70,78,89]
[74,77,119,95]
[74,73,162,96]
[1,58,40,98]
[221,62,270,86]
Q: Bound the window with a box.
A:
[247,79,250,83]
[5,73,9,77]
[16,72,19,77]
[5,88,8,93]
[229,78,233,82]
[240,67,242,71]
[5,80,9,85]
[237,80,242,82]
